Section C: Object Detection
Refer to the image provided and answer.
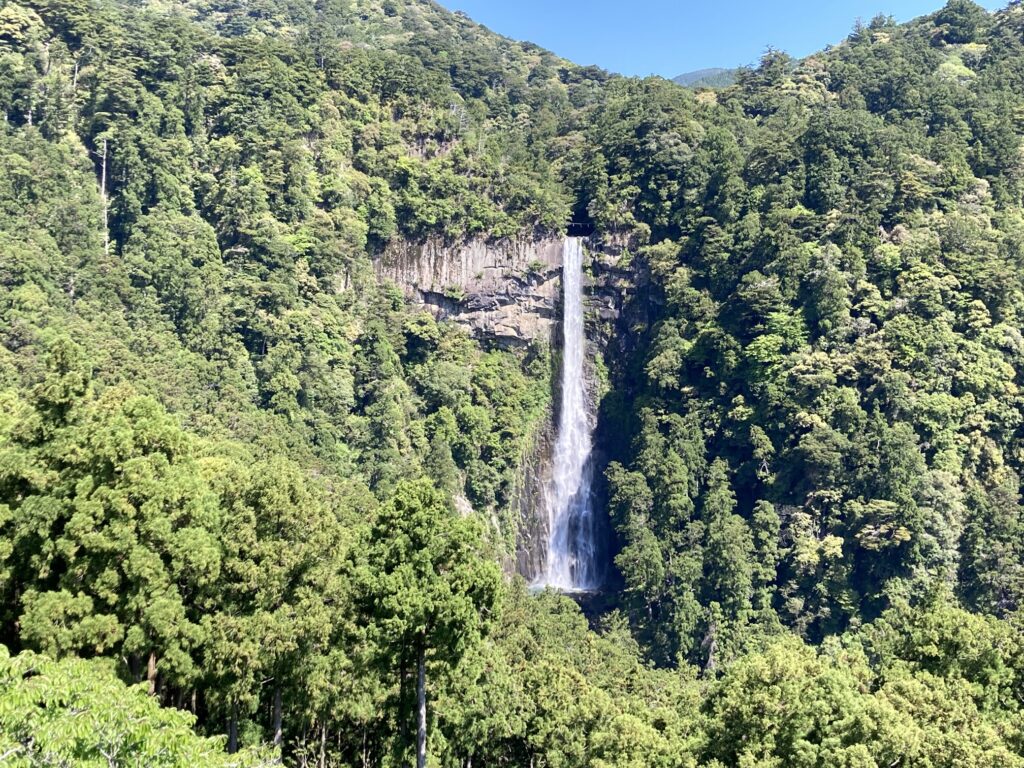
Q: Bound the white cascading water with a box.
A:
[536,237,599,591]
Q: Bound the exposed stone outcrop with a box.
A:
[511,421,555,583]
[375,237,564,346]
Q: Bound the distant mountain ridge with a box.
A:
[672,67,738,88]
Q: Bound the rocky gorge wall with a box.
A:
[373,235,639,352]
[375,237,566,347]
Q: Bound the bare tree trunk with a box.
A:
[101,138,109,256]
[701,617,718,676]
[319,722,326,768]
[273,686,283,747]
[95,137,110,257]
[416,639,427,768]
[147,651,158,696]
[398,658,409,759]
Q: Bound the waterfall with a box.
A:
[536,237,600,591]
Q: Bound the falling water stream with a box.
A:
[535,237,600,591]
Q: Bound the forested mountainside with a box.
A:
[5,0,1024,765]
[672,68,738,89]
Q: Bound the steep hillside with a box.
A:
[0,0,588,525]
[0,0,582,761]
[589,0,1024,667]
[673,66,738,88]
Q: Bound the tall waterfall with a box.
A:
[536,237,600,591]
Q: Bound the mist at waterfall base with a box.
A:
[534,237,601,593]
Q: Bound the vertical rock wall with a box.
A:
[375,237,565,347]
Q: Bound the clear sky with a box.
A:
[436,0,1005,78]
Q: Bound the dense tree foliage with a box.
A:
[598,0,1024,671]
[4,0,1024,764]
[0,645,270,766]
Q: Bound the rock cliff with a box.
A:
[374,237,565,347]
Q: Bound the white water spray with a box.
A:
[536,237,599,591]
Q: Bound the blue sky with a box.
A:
[436,0,1005,77]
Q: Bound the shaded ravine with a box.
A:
[535,237,601,591]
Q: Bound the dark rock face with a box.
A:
[375,237,565,347]
[512,420,555,583]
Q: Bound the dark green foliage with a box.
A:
[596,3,1024,671]
[936,0,989,43]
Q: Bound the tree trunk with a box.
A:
[319,722,327,768]
[299,727,309,768]
[99,138,109,257]
[273,686,283,747]
[416,638,427,768]
[147,651,158,696]
[228,707,238,754]
[398,658,409,757]
[702,618,718,676]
